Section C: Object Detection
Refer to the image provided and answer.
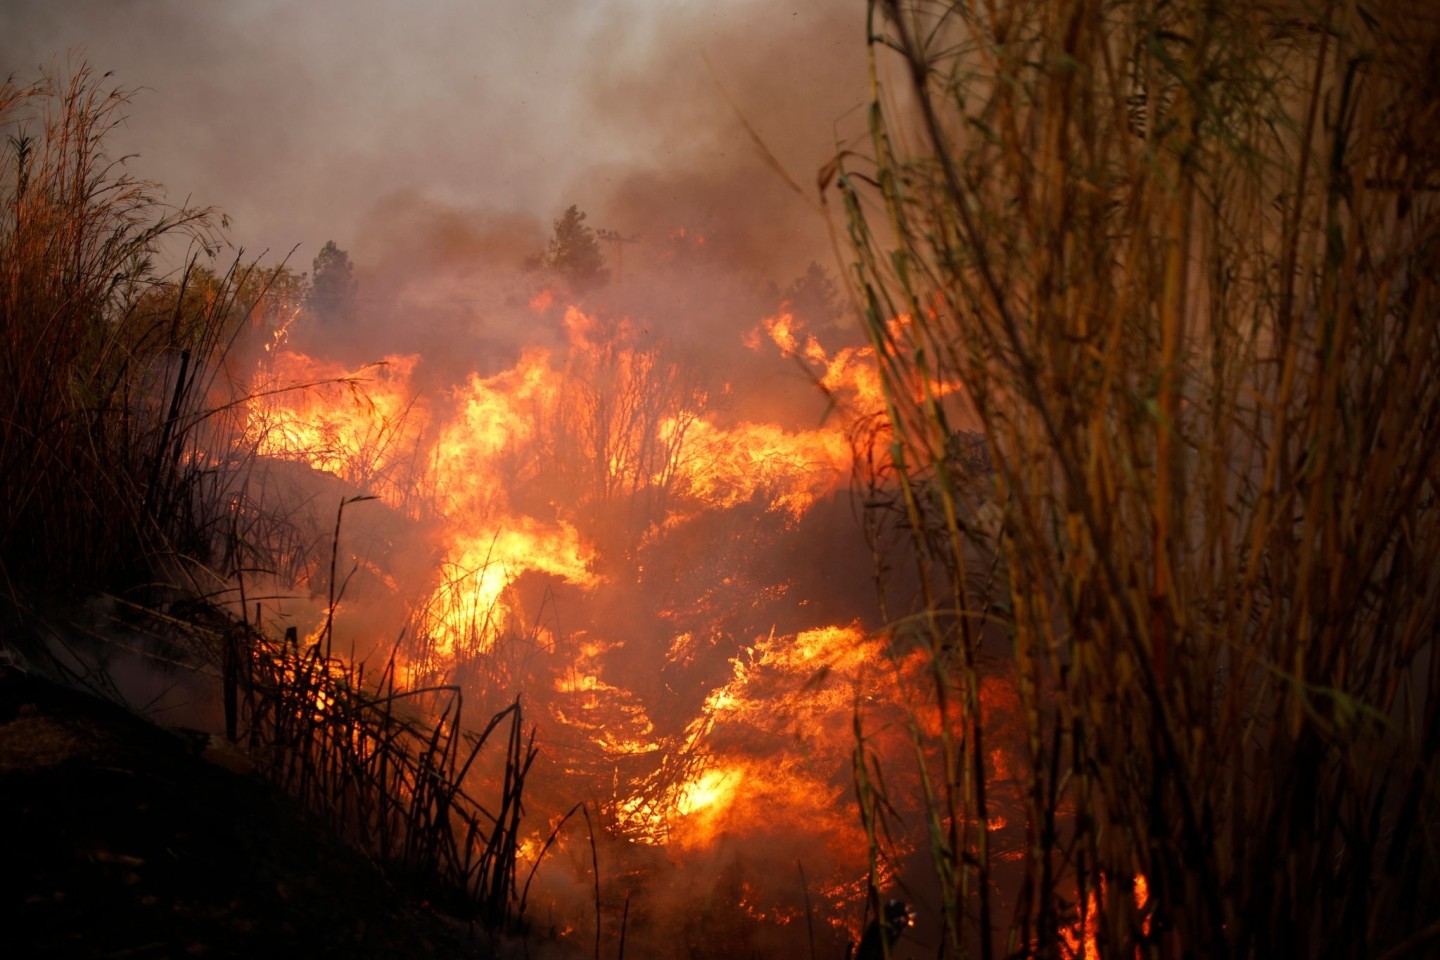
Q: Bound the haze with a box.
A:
[1,0,866,280]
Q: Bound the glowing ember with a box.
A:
[1060,873,1152,960]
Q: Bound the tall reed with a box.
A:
[241,619,537,926]
[838,1,1440,956]
[0,64,251,601]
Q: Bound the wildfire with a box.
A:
[749,311,888,415]
[246,351,428,508]
[1060,873,1153,960]
[419,522,595,660]
[671,417,851,521]
[675,765,738,817]
[233,290,1008,954]
[245,303,882,660]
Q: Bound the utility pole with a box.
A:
[596,229,639,283]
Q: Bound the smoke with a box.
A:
[0,0,875,430]
[1,0,866,279]
[580,2,867,278]
[4,0,873,430]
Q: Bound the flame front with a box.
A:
[235,295,1014,953]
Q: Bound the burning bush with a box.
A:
[232,242,934,951]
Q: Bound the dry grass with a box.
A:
[0,64,271,602]
[838,1,1440,956]
[242,618,537,925]
[0,64,547,936]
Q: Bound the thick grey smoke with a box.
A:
[1,0,867,279]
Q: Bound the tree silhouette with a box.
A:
[310,239,356,324]
[544,205,608,291]
[778,261,843,330]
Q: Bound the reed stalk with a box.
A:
[840,1,1440,955]
[239,611,538,926]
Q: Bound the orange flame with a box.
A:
[1060,873,1152,960]
[235,292,1009,951]
[247,351,428,508]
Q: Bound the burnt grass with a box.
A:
[0,665,502,960]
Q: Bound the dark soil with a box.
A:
[0,664,505,959]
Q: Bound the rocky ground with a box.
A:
[0,663,518,959]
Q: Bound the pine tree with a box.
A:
[310,240,356,324]
[544,205,608,291]
[780,261,843,329]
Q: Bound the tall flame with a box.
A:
[234,295,1014,953]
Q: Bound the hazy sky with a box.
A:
[2,1,867,274]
